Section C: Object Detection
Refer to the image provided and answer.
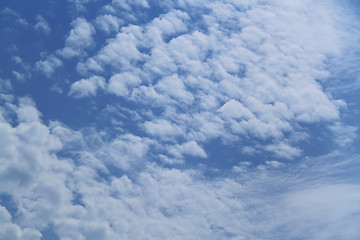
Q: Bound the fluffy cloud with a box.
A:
[96,133,152,170]
[59,18,95,58]
[0,206,42,240]
[143,118,184,141]
[69,76,105,98]
[154,74,194,104]
[95,15,123,34]
[2,0,360,239]
[0,96,359,239]
[102,0,149,14]
[77,25,143,74]
[34,55,62,78]
[69,0,354,158]
[168,140,207,159]
[0,98,74,231]
[107,72,141,97]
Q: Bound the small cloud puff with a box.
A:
[59,18,95,58]
[169,140,207,159]
[95,15,123,34]
[35,55,62,78]
[69,76,105,98]
[107,72,141,97]
[34,15,51,35]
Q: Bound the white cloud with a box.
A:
[0,206,42,240]
[59,18,95,58]
[264,142,302,159]
[145,10,190,45]
[65,0,357,161]
[265,160,282,168]
[95,15,123,34]
[282,184,360,239]
[12,71,26,82]
[1,8,28,26]
[0,78,13,93]
[69,76,105,98]
[107,72,141,97]
[34,15,50,35]
[0,98,74,232]
[78,25,143,74]
[98,134,152,170]
[329,122,358,147]
[11,56,22,64]
[154,74,194,104]
[1,0,360,239]
[67,0,95,12]
[15,97,41,123]
[34,55,62,78]
[168,140,207,159]
[143,118,184,141]
[103,0,149,13]
[218,99,253,120]
[0,97,359,239]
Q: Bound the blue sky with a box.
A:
[0,0,360,239]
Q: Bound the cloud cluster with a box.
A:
[2,0,360,239]
[0,98,359,239]
[63,0,356,159]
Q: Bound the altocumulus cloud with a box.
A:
[73,0,353,159]
[1,98,359,239]
[1,0,360,239]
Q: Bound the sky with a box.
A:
[0,0,360,239]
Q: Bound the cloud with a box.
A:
[218,99,254,120]
[0,97,74,231]
[34,55,62,78]
[102,0,149,13]
[34,15,50,35]
[3,0,360,238]
[0,95,359,239]
[0,78,13,93]
[67,0,357,158]
[59,18,95,58]
[329,122,358,147]
[154,74,194,104]
[107,72,141,97]
[11,56,22,64]
[95,15,123,34]
[168,140,207,159]
[69,76,105,98]
[67,0,95,12]
[0,206,42,240]
[143,118,184,141]
[12,71,26,82]
[0,8,28,26]
[144,10,190,45]
[282,184,360,239]
[264,142,302,159]
[77,25,143,73]
[97,133,152,170]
